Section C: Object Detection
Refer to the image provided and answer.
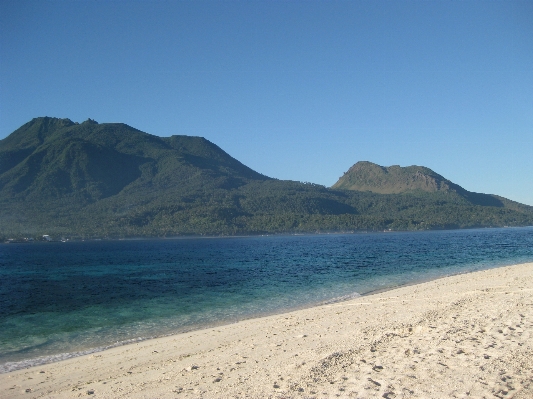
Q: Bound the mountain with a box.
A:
[332,161,533,210]
[1,118,533,240]
[0,117,268,202]
[332,161,460,194]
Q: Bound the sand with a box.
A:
[2,262,532,398]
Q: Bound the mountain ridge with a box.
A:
[331,161,513,208]
[0,117,269,204]
[333,161,464,194]
[1,117,532,239]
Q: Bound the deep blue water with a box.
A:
[1,227,532,372]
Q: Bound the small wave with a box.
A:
[0,336,152,374]
[320,292,361,305]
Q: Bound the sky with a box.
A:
[1,0,532,205]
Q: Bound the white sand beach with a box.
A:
[2,262,532,398]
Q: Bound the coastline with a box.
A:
[0,258,513,375]
[2,262,532,398]
[5,225,531,244]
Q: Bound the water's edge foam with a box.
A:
[0,291,364,374]
[0,337,152,374]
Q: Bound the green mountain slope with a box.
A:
[0,117,267,202]
[1,118,532,240]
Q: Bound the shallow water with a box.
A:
[1,227,532,372]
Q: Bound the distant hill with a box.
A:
[332,161,460,194]
[1,118,533,240]
[332,161,533,211]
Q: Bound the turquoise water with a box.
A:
[1,227,532,372]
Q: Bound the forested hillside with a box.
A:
[1,117,532,240]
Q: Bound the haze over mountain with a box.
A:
[1,118,532,240]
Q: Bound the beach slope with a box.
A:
[2,262,532,398]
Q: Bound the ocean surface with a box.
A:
[1,227,532,373]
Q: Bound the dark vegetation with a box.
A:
[1,117,532,240]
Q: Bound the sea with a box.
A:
[1,227,532,373]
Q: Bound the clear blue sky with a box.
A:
[1,0,532,205]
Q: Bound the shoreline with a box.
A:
[2,262,532,398]
[0,259,514,375]
[4,225,532,245]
